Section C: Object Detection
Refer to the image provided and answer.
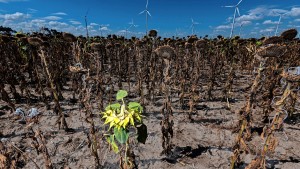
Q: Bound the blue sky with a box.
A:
[0,0,300,38]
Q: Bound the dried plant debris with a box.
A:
[0,27,300,169]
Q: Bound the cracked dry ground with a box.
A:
[1,70,300,169]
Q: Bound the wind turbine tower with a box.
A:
[191,18,199,35]
[223,0,243,38]
[275,14,283,36]
[139,0,151,35]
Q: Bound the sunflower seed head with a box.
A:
[62,32,77,42]
[281,29,298,41]
[256,44,287,58]
[155,45,175,60]
[27,37,43,46]
[263,36,283,45]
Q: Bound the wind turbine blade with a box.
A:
[190,23,193,28]
[236,0,243,6]
[236,7,240,16]
[223,5,234,8]
[139,10,145,15]
[147,11,151,17]
[146,0,149,8]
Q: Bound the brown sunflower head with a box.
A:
[155,45,175,60]
[148,29,158,37]
[281,67,300,82]
[195,39,207,49]
[280,28,298,41]
[263,36,283,45]
[27,37,43,47]
[62,32,77,42]
[90,43,103,51]
[187,35,198,43]
[0,35,11,43]
[256,44,287,58]
[185,42,193,49]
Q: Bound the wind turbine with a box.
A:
[139,0,151,35]
[274,14,287,36]
[190,18,199,35]
[272,11,287,36]
[274,14,282,36]
[128,19,138,37]
[125,19,138,38]
[223,0,243,38]
[128,19,138,30]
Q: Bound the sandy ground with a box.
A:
[1,71,300,169]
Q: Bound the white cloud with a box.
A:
[42,16,62,20]
[260,27,275,33]
[235,7,265,23]
[49,21,68,27]
[263,20,278,25]
[295,19,300,22]
[100,26,109,31]
[240,21,252,26]
[70,20,81,25]
[0,12,30,20]
[286,7,300,17]
[268,9,289,16]
[28,8,38,13]
[117,30,127,33]
[90,22,98,26]
[52,12,67,16]
[215,24,231,30]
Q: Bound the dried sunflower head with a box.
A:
[256,44,287,58]
[27,37,43,47]
[90,43,103,51]
[281,28,298,41]
[195,39,207,49]
[187,35,198,43]
[148,29,158,37]
[185,42,193,49]
[281,66,300,82]
[263,36,283,45]
[155,45,175,60]
[62,32,77,42]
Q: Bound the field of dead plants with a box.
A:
[1,28,300,169]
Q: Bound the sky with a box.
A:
[0,0,300,38]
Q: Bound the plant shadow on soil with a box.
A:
[161,145,209,164]
[285,113,300,125]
